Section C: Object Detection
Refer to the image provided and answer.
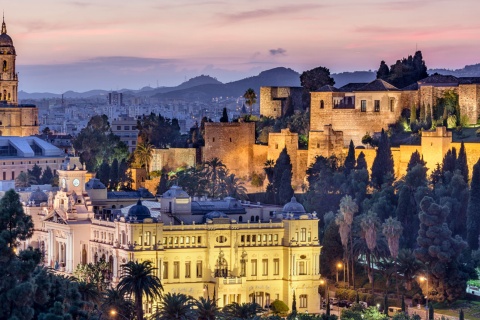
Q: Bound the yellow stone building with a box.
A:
[23,162,323,314]
[0,17,39,136]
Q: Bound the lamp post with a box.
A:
[420,276,429,309]
[319,279,326,311]
[110,309,129,320]
[203,284,209,299]
[336,262,343,283]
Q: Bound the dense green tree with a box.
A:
[109,158,119,190]
[376,61,390,79]
[407,151,426,172]
[220,107,229,123]
[414,197,468,303]
[243,88,257,115]
[456,141,469,182]
[152,292,196,320]
[300,66,335,92]
[356,152,367,170]
[97,160,110,187]
[15,171,36,188]
[272,148,293,205]
[291,291,297,315]
[137,113,183,148]
[377,51,428,88]
[321,220,344,278]
[156,172,169,195]
[371,129,394,189]
[40,166,54,185]
[270,299,289,316]
[278,170,294,204]
[117,260,163,320]
[442,148,457,175]
[396,249,424,291]
[100,288,135,319]
[344,140,356,176]
[73,114,129,172]
[118,158,130,189]
[467,158,480,250]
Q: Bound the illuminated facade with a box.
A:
[23,165,323,314]
[0,17,39,136]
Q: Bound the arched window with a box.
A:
[82,246,87,265]
[214,251,228,277]
[320,100,324,109]
[238,216,243,222]
[2,61,6,72]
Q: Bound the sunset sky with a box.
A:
[4,0,480,92]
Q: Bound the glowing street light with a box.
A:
[336,262,343,283]
[419,276,429,309]
[110,309,128,320]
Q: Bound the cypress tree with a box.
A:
[157,173,169,195]
[420,103,426,122]
[272,148,293,205]
[384,294,388,315]
[407,150,426,172]
[109,158,119,189]
[456,141,469,182]
[344,140,356,176]
[41,166,54,185]
[291,290,297,315]
[467,158,480,250]
[371,129,394,189]
[401,295,405,312]
[278,170,294,205]
[459,309,464,320]
[442,148,457,174]
[220,107,229,123]
[97,161,110,187]
[326,300,330,316]
[356,151,367,170]
[428,302,434,320]
[426,103,432,126]
[410,105,417,123]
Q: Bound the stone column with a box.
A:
[66,233,73,273]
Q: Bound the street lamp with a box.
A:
[319,279,326,310]
[336,262,343,283]
[110,309,129,320]
[419,276,429,309]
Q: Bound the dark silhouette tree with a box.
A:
[456,141,469,183]
[40,166,54,185]
[356,151,367,170]
[243,88,257,115]
[28,164,42,183]
[97,160,110,187]
[407,150,426,172]
[376,61,390,79]
[109,158,119,189]
[152,292,196,320]
[371,129,394,189]
[220,107,229,123]
[467,158,480,250]
[300,66,335,92]
[195,297,221,320]
[344,140,356,176]
[273,148,293,205]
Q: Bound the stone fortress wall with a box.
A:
[259,86,303,118]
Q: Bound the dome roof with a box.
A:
[204,211,229,219]
[162,185,189,198]
[282,197,306,214]
[85,178,106,190]
[0,19,15,51]
[29,187,48,205]
[127,200,151,221]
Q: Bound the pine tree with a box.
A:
[344,140,356,176]
[467,158,480,250]
[371,129,394,189]
[41,166,54,185]
[28,164,42,184]
[376,60,390,79]
[456,141,469,183]
[220,107,229,123]
[407,150,426,172]
[442,148,457,174]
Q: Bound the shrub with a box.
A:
[270,299,289,316]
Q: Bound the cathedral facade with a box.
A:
[0,17,39,136]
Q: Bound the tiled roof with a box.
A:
[338,83,368,92]
[418,74,459,84]
[356,79,399,91]
[315,85,338,92]
[458,77,480,84]
[402,82,419,91]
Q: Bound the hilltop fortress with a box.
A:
[198,74,480,187]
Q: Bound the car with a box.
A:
[329,297,339,305]
[338,300,352,308]
[388,307,402,316]
[359,301,368,309]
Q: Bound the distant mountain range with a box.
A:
[18,63,480,101]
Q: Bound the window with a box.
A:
[240,259,246,277]
[252,235,256,242]
[163,262,168,279]
[197,236,202,244]
[275,143,278,149]
[192,237,196,244]
[173,262,180,279]
[145,232,151,245]
[301,228,306,242]
[247,235,250,242]
[374,100,380,112]
[361,100,366,112]
[241,235,245,242]
[186,237,190,244]
[299,261,306,275]
[320,100,324,109]
[274,234,278,241]
[185,262,191,278]
[117,126,121,130]
[274,259,280,275]
[390,99,394,112]
[196,261,203,278]
[124,126,130,130]
[212,138,215,142]
[251,259,257,276]
[262,259,268,276]
[300,295,308,308]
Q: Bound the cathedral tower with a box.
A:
[0,16,18,104]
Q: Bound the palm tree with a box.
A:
[101,288,135,319]
[117,260,163,320]
[222,302,263,319]
[194,297,221,320]
[396,249,425,291]
[204,157,226,198]
[335,195,358,287]
[135,142,154,178]
[15,171,36,188]
[382,217,403,294]
[222,172,248,200]
[77,281,101,306]
[151,292,196,320]
[243,88,257,115]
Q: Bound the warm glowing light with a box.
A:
[110,310,117,316]
[337,262,343,269]
[419,276,427,282]
[320,279,325,285]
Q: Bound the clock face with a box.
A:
[62,178,66,189]
[73,178,80,187]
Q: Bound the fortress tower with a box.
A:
[0,16,38,136]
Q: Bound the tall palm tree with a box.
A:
[243,88,257,115]
[204,157,226,198]
[222,173,248,200]
[396,249,425,291]
[101,288,135,320]
[151,292,196,320]
[15,171,37,188]
[135,142,154,178]
[77,281,101,307]
[117,260,163,320]
[222,302,263,320]
[382,217,403,294]
[194,297,221,320]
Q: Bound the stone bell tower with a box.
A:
[0,15,18,104]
